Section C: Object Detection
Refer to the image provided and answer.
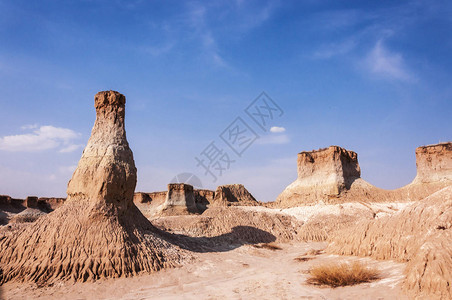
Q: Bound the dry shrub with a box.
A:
[306,249,323,256]
[253,242,282,250]
[294,249,322,262]
[307,261,379,287]
[294,256,314,262]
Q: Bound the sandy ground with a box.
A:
[1,241,409,300]
[241,202,413,222]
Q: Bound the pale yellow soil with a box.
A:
[1,241,409,300]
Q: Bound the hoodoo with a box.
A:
[0,91,187,284]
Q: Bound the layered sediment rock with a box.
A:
[24,196,38,208]
[0,91,187,284]
[276,146,373,206]
[37,197,65,211]
[395,142,452,202]
[133,184,257,217]
[161,183,198,215]
[276,143,452,207]
[413,143,452,183]
[327,186,452,299]
[134,188,216,217]
[211,184,259,207]
[0,196,65,225]
[194,189,215,211]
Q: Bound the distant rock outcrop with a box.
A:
[37,197,65,211]
[194,189,215,211]
[276,146,374,206]
[276,143,452,207]
[133,184,258,218]
[0,91,187,284]
[211,184,259,207]
[0,196,65,225]
[161,183,198,215]
[413,143,452,183]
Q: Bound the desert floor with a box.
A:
[1,241,409,300]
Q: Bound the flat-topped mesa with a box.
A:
[161,183,198,215]
[67,90,136,211]
[275,146,376,206]
[412,142,452,184]
[297,146,361,195]
[276,142,452,208]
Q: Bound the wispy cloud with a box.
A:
[0,125,81,152]
[313,39,357,59]
[184,3,229,68]
[20,124,39,130]
[59,144,83,153]
[141,41,175,57]
[234,0,277,31]
[365,39,413,81]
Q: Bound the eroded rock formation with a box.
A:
[161,183,198,215]
[0,91,187,284]
[413,143,452,183]
[211,184,259,207]
[276,143,452,207]
[327,186,452,299]
[134,185,256,218]
[194,189,215,211]
[0,196,65,225]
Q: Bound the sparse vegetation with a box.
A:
[252,242,282,250]
[307,261,379,287]
[294,249,323,262]
[294,256,313,262]
[305,249,322,256]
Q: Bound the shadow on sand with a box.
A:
[153,225,277,253]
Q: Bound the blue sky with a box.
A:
[0,0,451,202]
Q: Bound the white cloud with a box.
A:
[20,124,39,130]
[58,165,77,174]
[0,125,81,152]
[270,126,286,133]
[59,144,83,153]
[255,134,290,145]
[366,40,413,81]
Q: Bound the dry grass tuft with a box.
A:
[307,261,379,287]
[252,242,282,251]
[294,249,323,262]
[294,256,314,262]
[305,249,323,256]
